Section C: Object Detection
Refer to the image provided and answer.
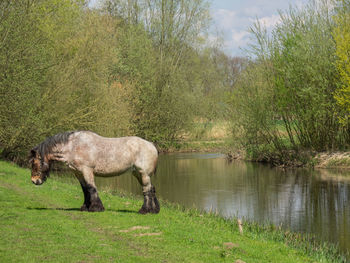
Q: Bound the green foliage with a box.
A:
[333,0,350,123]
[0,0,225,161]
[104,0,219,146]
[0,1,127,162]
[230,0,350,160]
[0,0,88,161]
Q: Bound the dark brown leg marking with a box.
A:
[139,185,160,214]
[79,182,89,211]
[86,184,104,212]
[79,183,104,212]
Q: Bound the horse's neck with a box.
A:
[47,144,67,162]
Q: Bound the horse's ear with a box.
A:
[29,148,38,163]
[30,149,36,156]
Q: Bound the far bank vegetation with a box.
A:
[229,0,350,165]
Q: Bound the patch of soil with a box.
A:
[119,226,150,233]
[134,232,162,237]
[223,242,239,249]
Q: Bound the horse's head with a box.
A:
[29,147,50,185]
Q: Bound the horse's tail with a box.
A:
[153,153,158,176]
[153,164,157,175]
[152,143,159,176]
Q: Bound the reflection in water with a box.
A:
[93,153,350,255]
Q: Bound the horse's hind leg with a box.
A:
[75,168,104,212]
[133,170,160,214]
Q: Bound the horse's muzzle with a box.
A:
[31,176,43,185]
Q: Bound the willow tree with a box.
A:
[333,0,350,123]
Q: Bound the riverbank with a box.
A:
[0,161,346,262]
[243,150,350,169]
[314,152,350,169]
[166,120,350,169]
[168,139,350,169]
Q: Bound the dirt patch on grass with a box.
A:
[134,232,162,237]
[119,226,150,233]
[119,226,162,237]
[223,242,239,249]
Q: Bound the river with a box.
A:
[90,153,350,256]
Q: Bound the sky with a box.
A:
[89,0,309,56]
[209,0,309,56]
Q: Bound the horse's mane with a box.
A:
[35,131,75,159]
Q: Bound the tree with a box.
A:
[229,0,349,160]
[103,0,212,146]
[333,0,350,123]
[0,1,124,162]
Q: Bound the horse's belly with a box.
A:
[93,163,132,177]
[94,171,127,177]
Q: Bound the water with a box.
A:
[91,153,350,255]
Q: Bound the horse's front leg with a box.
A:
[75,173,89,211]
[75,168,104,212]
[133,171,160,214]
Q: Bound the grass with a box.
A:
[325,157,350,169]
[168,120,233,153]
[171,139,231,153]
[0,161,346,262]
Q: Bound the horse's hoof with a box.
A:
[88,203,105,212]
[150,207,160,214]
[138,206,160,214]
[139,196,160,214]
[80,204,88,211]
[138,207,149,214]
[152,197,160,214]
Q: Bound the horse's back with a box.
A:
[71,131,157,174]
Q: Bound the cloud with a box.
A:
[253,14,281,28]
[210,0,310,56]
[230,30,250,45]
[243,6,264,16]
[295,0,306,9]
[213,9,237,30]
[211,8,254,56]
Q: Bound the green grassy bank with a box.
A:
[0,161,346,262]
[166,121,350,169]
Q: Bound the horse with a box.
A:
[29,131,160,214]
